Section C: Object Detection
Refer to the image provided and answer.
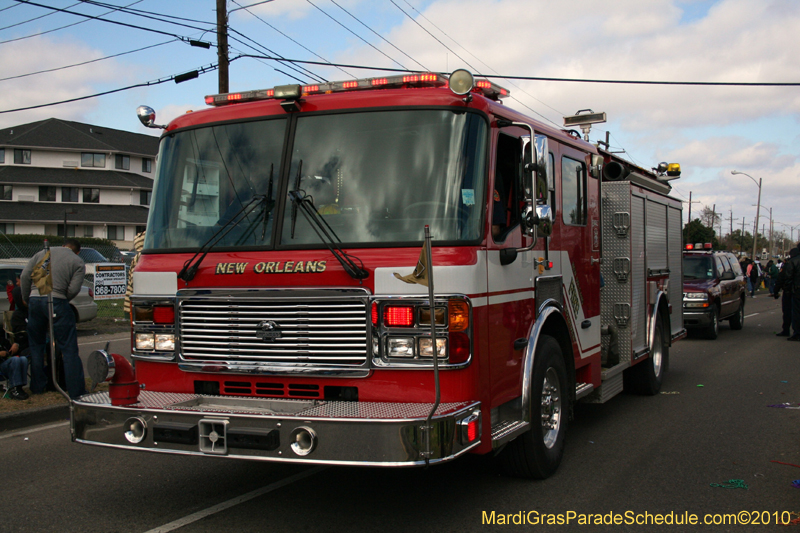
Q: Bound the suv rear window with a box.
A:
[683,255,714,280]
[728,254,743,276]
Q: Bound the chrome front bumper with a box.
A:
[72,391,481,466]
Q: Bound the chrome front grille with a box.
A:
[178,290,369,368]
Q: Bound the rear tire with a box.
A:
[704,306,719,340]
[625,317,668,395]
[498,335,569,479]
[729,299,744,330]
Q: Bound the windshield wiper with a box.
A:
[235,165,275,245]
[178,192,271,283]
[287,189,369,281]
[290,160,302,239]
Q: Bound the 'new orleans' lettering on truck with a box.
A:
[71,70,685,478]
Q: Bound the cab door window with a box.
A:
[561,156,587,225]
[492,133,521,241]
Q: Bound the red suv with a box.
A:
[682,246,746,339]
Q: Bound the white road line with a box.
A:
[744,312,759,318]
[0,421,69,440]
[144,465,328,533]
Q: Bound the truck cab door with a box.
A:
[557,146,601,355]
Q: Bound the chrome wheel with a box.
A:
[540,367,563,449]
[651,327,663,378]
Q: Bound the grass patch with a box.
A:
[0,380,109,414]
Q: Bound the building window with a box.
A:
[142,158,152,173]
[81,152,106,168]
[14,149,31,165]
[140,190,151,206]
[56,224,76,238]
[107,225,124,240]
[62,187,79,202]
[0,185,11,200]
[135,225,146,234]
[84,225,94,238]
[83,188,100,203]
[0,148,4,163]
[39,186,56,202]
[115,154,130,170]
[0,223,14,235]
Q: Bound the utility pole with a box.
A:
[724,210,734,250]
[740,217,746,256]
[217,0,229,93]
[712,203,717,238]
[688,191,693,223]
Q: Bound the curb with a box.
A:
[0,403,70,433]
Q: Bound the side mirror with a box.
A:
[534,205,553,237]
[720,271,735,281]
[136,105,166,130]
[521,204,553,238]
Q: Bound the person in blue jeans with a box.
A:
[0,337,28,400]
[21,238,87,399]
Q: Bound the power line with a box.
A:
[9,0,205,45]
[72,0,327,85]
[330,0,427,72]
[0,39,177,83]
[2,0,145,45]
[388,0,478,72]
[0,0,80,31]
[236,54,800,87]
[231,0,353,79]
[0,61,224,114]
[305,0,408,71]
[227,32,326,84]
[0,2,22,12]
[393,0,563,130]
[398,0,564,126]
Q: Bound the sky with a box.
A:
[1,0,799,243]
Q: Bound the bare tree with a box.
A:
[699,206,721,229]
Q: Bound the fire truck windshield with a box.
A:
[144,109,487,251]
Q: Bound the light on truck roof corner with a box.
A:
[654,162,681,182]
[449,69,474,95]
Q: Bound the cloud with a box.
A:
[348,0,800,131]
[667,137,796,171]
[0,36,133,129]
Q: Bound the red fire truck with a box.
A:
[75,70,685,478]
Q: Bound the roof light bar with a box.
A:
[204,72,509,107]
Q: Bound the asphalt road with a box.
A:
[3,294,798,532]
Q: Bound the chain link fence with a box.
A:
[0,236,133,319]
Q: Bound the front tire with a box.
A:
[729,299,745,330]
[498,335,569,479]
[704,306,719,340]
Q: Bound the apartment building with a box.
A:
[0,118,159,249]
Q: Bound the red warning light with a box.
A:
[343,81,358,89]
[372,78,388,86]
[384,306,414,327]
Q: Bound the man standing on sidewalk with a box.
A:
[21,238,87,398]
[776,246,800,341]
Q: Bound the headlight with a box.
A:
[155,334,175,351]
[135,333,155,350]
[419,337,447,357]
[387,337,414,357]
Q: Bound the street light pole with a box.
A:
[731,170,762,260]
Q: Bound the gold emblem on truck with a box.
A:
[215,261,328,274]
